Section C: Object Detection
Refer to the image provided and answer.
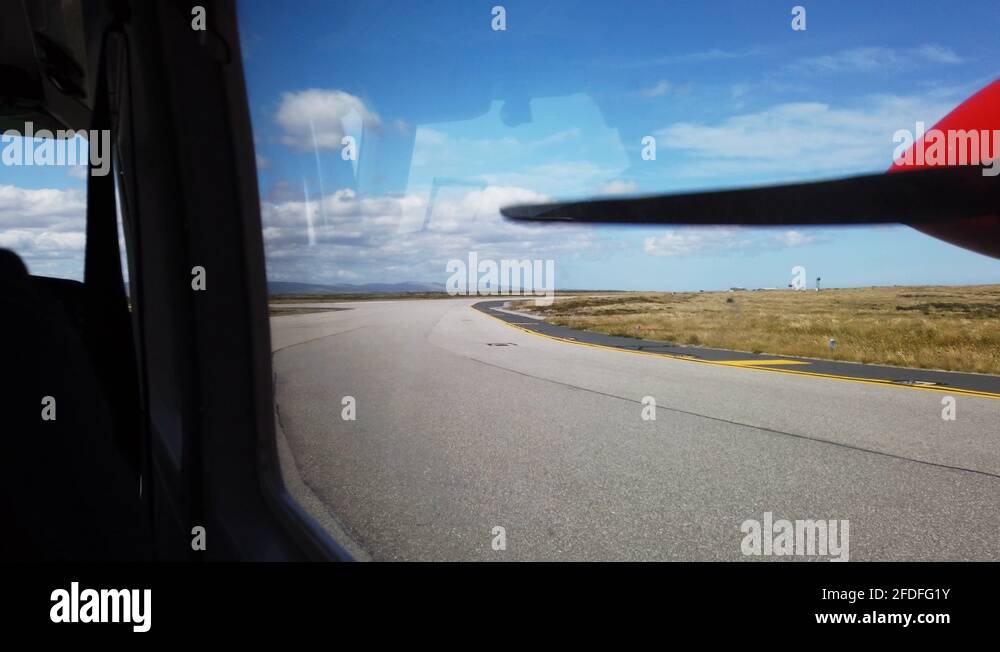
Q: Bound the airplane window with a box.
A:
[0,134,90,281]
[239,1,1000,561]
[0,132,131,295]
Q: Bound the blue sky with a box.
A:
[3,1,1000,289]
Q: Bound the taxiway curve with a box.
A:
[270,298,1000,561]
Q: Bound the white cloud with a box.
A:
[616,48,763,69]
[914,43,964,65]
[771,230,816,247]
[643,227,820,257]
[644,228,751,257]
[0,185,85,227]
[730,83,752,99]
[274,89,381,152]
[0,184,86,278]
[790,44,963,74]
[598,180,638,195]
[638,80,671,98]
[0,230,86,251]
[259,184,605,283]
[67,165,89,180]
[655,93,955,178]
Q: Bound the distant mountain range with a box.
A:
[268,280,447,295]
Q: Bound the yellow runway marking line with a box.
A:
[717,359,811,367]
[473,306,1000,401]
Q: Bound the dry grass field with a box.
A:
[517,285,1000,375]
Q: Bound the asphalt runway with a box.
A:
[270,298,1000,561]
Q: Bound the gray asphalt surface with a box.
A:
[270,298,1000,561]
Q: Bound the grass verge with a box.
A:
[515,285,1000,375]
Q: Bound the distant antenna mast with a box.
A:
[816,276,822,291]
